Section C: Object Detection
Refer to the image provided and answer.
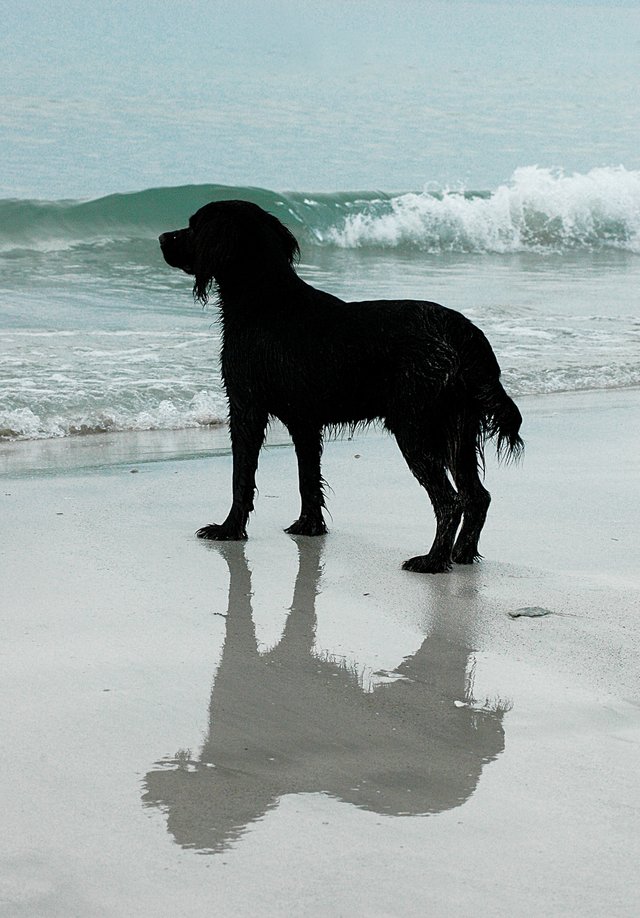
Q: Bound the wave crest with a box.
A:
[1,166,640,255]
[326,167,640,252]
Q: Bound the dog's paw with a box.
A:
[452,547,482,565]
[196,523,247,541]
[402,553,452,574]
[285,516,328,536]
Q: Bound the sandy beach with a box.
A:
[1,387,639,917]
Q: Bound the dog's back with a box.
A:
[234,286,522,462]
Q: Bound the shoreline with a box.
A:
[2,384,639,478]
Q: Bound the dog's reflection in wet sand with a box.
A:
[143,540,507,854]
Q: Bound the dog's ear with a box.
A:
[191,219,241,304]
[260,211,300,267]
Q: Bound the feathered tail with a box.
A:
[475,380,524,462]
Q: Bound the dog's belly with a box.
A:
[267,385,387,429]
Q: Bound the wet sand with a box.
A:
[1,388,639,917]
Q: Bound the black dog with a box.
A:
[159,200,522,573]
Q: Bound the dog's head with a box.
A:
[159,200,300,304]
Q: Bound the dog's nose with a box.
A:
[158,232,169,245]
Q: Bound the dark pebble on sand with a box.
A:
[509,606,553,619]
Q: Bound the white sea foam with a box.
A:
[0,390,227,440]
[327,167,640,253]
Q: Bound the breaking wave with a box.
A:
[2,166,640,255]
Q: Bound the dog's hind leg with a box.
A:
[197,409,268,541]
[394,427,462,573]
[451,422,491,564]
[285,424,328,536]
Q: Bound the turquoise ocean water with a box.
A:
[1,0,639,440]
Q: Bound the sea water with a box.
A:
[1,0,639,441]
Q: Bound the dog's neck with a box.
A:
[215,266,306,314]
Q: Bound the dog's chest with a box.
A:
[220,326,301,393]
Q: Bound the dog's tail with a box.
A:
[456,318,523,463]
[475,378,524,463]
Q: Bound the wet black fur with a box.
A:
[159,200,523,573]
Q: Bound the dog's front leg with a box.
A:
[197,408,268,541]
[285,424,328,536]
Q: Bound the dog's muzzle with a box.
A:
[159,229,194,273]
